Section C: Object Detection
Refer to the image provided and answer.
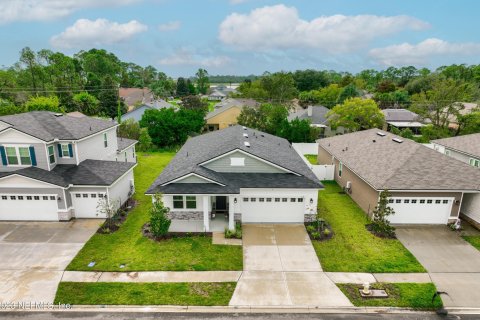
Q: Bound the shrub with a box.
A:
[225,222,242,239]
[369,190,396,238]
[150,193,171,237]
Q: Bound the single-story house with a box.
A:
[382,109,424,135]
[208,90,227,101]
[432,133,480,227]
[0,111,137,221]
[318,129,480,225]
[146,125,323,231]
[287,105,345,138]
[205,98,259,131]
[121,101,173,122]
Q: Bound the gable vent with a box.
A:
[243,133,248,138]
[392,138,403,143]
[376,132,386,137]
[244,141,250,147]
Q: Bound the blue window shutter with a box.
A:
[29,146,37,166]
[57,144,63,158]
[0,146,7,166]
[68,144,73,157]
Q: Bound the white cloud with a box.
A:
[0,0,140,24]
[158,21,181,31]
[159,50,232,68]
[50,18,147,49]
[369,38,480,66]
[219,4,429,53]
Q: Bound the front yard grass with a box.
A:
[304,154,318,165]
[54,282,235,306]
[463,236,480,251]
[66,152,243,271]
[337,283,442,309]
[312,181,425,273]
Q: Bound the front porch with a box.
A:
[169,213,229,232]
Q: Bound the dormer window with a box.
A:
[230,157,245,166]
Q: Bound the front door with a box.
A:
[215,196,227,213]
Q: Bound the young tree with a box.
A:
[72,92,99,115]
[327,98,384,132]
[456,111,480,135]
[150,193,171,238]
[25,96,63,112]
[118,118,141,140]
[369,190,396,238]
[195,68,210,94]
[137,127,153,151]
[181,95,208,112]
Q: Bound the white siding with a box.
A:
[163,194,207,212]
[108,170,134,210]
[117,145,136,163]
[77,128,118,162]
[462,193,480,224]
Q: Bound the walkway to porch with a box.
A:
[169,214,229,232]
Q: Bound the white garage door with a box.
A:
[241,196,305,223]
[388,197,453,224]
[72,192,105,218]
[0,194,58,221]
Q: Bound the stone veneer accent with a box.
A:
[304,214,317,222]
[58,209,74,221]
[168,211,203,220]
[234,213,242,222]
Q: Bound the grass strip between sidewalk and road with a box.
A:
[312,181,425,273]
[54,282,236,306]
[337,282,442,309]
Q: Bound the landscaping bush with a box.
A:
[305,216,333,241]
[225,222,242,239]
[150,193,171,238]
[367,190,396,238]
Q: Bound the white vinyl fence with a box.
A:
[292,143,335,181]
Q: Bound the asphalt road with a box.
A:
[0,312,474,320]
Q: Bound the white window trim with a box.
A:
[60,143,72,158]
[48,145,56,164]
[4,144,32,167]
[230,157,245,166]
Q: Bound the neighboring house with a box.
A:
[208,90,227,101]
[121,101,172,122]
[448,102,479,129]
[0,111,137,221]
[205,98,259,131]
[146,125,322,231]
[382,109,424,135]
[119,87,155,108]
[318,129,480,225]
[432,133,480,227]
[287,105,345,138]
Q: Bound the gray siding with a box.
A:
[204,150,285,173]
[54,143,77,165]
[0,187,66,209]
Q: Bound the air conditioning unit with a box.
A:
[345,181,352,191]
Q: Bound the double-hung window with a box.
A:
[5,146,31,166]
[338,162,343,177]
[103,133,108,148]
[173,196,184,209]
[186,196,197,209]
[61,144,70,157]
[470,158,480,168]
[48,145,55,164]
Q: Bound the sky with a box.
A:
[1,0,480,77]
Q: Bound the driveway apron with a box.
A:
[229,224,352,307]
[396,226,480,308]
[0,220,100,304]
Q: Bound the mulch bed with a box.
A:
[305,221,334,241]
[96,199,137,234]
[142,223,212,241]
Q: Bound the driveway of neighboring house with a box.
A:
[229,224,352,307]
[396,226,480,308]
[0,220,101,304]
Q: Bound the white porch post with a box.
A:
[228,195,235,231]
[203,195,210,232]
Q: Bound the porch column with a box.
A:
[228,195,235,231]
[203,195,210,232]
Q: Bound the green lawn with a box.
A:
[463,236,480,251]
[337,283,442,309]
[55,282,235,306]
[312,181,425,273]
[67,152,243,271]
[304,154,318,165]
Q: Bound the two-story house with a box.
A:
[146,125,322,232]
[0,111,137,221]
[432,133,480,227]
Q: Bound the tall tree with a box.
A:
[98,76,120,118]
[327,98,384,131]
[73,92,99,116]
[175,77,189,97]
[195,68,210,94]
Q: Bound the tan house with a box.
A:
[318,129,480,225]
[205,99,258,131]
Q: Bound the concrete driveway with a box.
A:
[396,226,480,308]
[229,224,352,307]
[0,220,101,304]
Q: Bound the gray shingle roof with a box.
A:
[382,109,420,122]
[318,129,480,191]
[117,137,138,152]
[0,111,116,142]
[0,160,135,187]
[146,125,322,194]
[288,106,330,125]
[433,133,480,158]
